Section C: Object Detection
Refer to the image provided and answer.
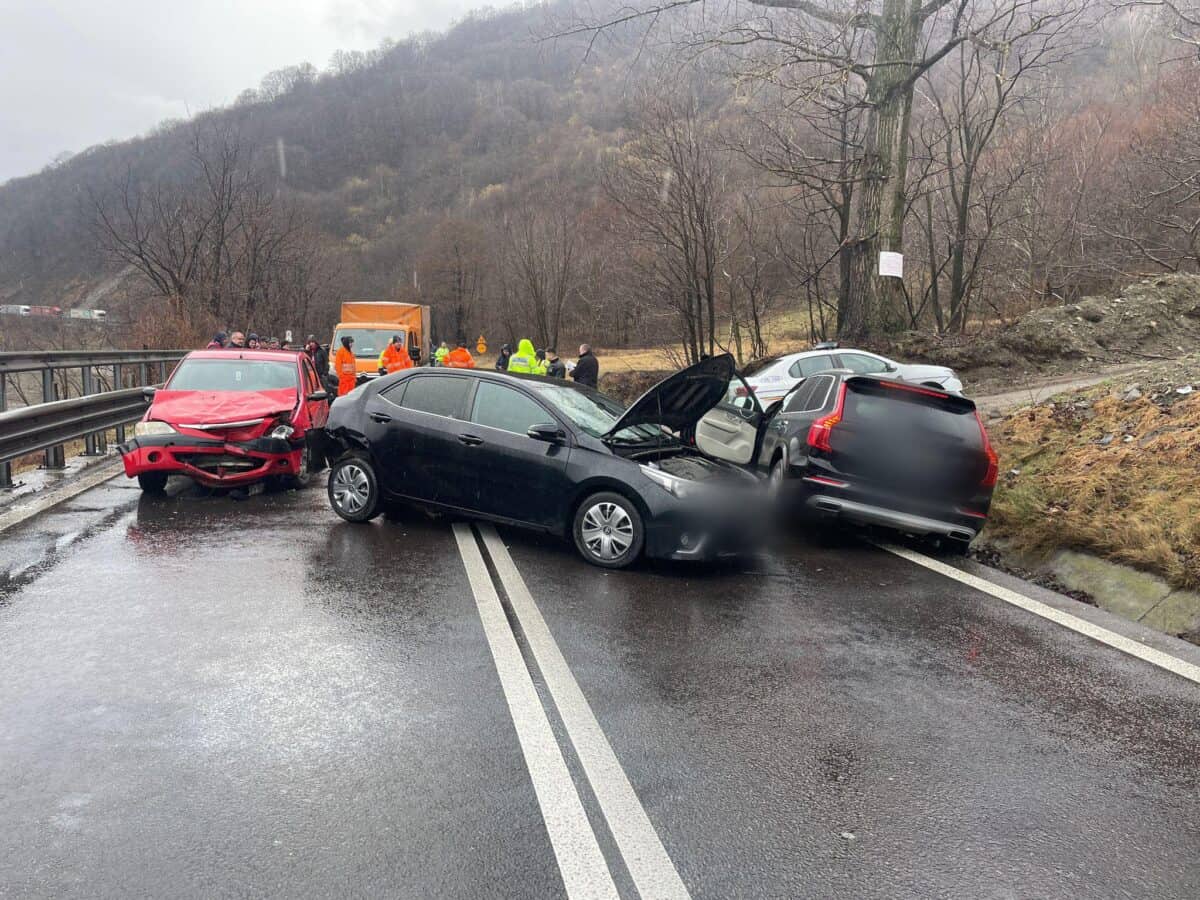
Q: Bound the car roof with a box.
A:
[382,367,609,398]
[187,350,303,363]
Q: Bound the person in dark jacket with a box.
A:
[495,343,512,371]
[572,343,599,388]
[206,332,227,349]
[545,349,567,378]
[304,335,329,377]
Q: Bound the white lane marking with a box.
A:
[479,525,692,900]
[452,524,619,900]
[881,542,1200,686]
[0,459,124,534]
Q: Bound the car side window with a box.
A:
[302,360,320,394]
[783,379,816,413]
[836,353,888,374]
[804,375,835,411]
[470,382,555,435]
[789,355,835,379]
[401,375,470,419]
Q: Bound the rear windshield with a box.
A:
[334,328,402,359]
[844,382,980,445]
[168,359,298,392]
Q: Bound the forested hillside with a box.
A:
[2,0,1199,360]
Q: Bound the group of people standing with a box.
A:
[205,331,292,351]
[495,339,598,388]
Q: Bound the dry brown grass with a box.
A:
[989,390,1200,588]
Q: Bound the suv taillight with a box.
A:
[807,383,847,452]
[975,410,999,488]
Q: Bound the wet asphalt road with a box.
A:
[1,473,1198,898]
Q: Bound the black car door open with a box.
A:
[365,373,474,508]
[460,380,570,529]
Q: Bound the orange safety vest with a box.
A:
[443,347,475,369]
[334,346,358,396]
[380,343,414,374]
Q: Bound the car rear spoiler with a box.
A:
[845,375,975,412]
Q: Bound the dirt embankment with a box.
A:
[986,356,1200,592]
[889,274,1200,394]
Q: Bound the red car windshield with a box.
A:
[168,359,298,392]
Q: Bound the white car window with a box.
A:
[788,354,837,379]
[836,353,889,375]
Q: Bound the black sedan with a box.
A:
[317,356,761,568]
[729,368,998,552]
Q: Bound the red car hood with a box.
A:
[149,389,297,427]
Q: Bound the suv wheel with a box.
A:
[328,456,381,522]
[573,492,644,569]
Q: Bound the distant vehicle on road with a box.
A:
[65,308,107,321]
[0,304,32,316]
[319,356,762,568]
[330,300,431,384]
[119,350,331,493]
[715,368,997,553]
[26,305,62,318]
[740,345,962,406]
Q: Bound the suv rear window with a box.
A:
[843,382,980,445]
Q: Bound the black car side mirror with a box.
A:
[307,391,330,402]
[142,386,157,400]
[527,424,566,444]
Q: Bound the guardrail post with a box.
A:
[0,374,11,488]
[82,366,100,456]
[157,361,166,383]
[113,363,126,444]
[139,362,149,386]
[42,369,65,469]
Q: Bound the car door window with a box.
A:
[470,382,554,435]
[788,355,836,378]
[782,379,817,413]
[302,360,320,394]
[401,375,470,419]
[836,353,889,374]
[802,375,835,411]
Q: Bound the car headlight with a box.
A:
[134,420,176,437]
[641,464,693,499]
[270,424,295,440]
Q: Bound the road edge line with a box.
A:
[0,458,124,534]
[880,542,1200,686]
[478,524,692,900]
[451,524,619,900]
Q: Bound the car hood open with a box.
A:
[149,388,298,426]
[604,354,736,437]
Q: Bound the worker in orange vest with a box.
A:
[443,341,476,369]
[378,334,414,375]
[334,335,358,396]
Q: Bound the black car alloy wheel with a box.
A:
[328,455,382,522]
[573,491,644,569]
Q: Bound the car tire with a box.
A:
[768,457,789,504]
[572,491,644,569]
[286,445,312,489]
[327,455,382,522]
[137,472,168,494]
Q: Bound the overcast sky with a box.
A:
[0,0,475,184]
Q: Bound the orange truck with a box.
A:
[330,301,432,381]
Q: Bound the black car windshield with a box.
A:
[168,359,298,392]
[525,380,668,443]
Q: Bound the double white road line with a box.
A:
[453,523,690,900]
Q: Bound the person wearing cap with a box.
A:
[206,332,227,349]
[434,342,450,366]
[495,343,512,372]
[304,335,328,375]
[378,333,414,375]
[334,335,358,396]
[247,333,261,349]
[267,337,281,350]
[544,349,566,378]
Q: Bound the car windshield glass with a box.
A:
[333,328,400,359]
[525,380,666,442]
[167,359,298,392]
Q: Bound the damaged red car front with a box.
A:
[119,350,330,492]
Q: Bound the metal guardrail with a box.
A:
[0,388,150,466]
[0,350,186,375]
[0,349,184,486]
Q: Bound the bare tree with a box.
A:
[497,203,579,349]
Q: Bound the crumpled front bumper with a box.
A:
[118,434,302,486]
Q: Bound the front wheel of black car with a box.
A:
[573,492,644,569]
[328,455,382,522]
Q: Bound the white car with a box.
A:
[740,345,963,406]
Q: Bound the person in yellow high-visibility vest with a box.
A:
[334,335,358,396]
[507,339,545,375]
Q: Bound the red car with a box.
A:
[119,350,330,492]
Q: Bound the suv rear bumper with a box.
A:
[805,493,978,543]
